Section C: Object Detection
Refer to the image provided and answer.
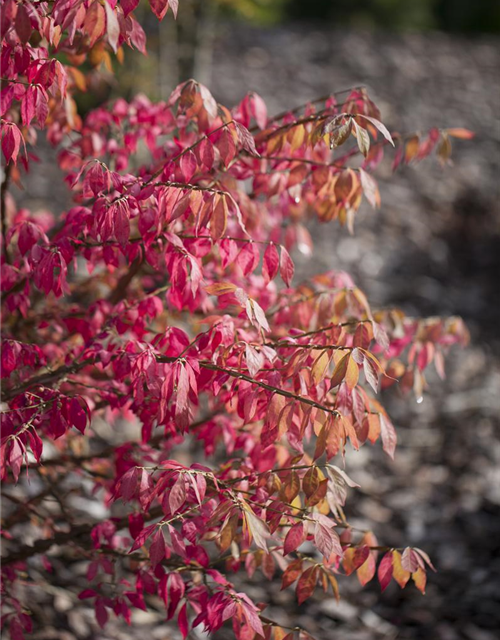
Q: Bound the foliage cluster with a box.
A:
[0,2,472,639]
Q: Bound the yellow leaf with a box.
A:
[327,572,340,601]
[405,135,420,163]
[392,550,410,588]
[289,124,305,151]
[312,350,331,385]
[345,356,359,390]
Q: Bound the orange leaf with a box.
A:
[366,413,381,444]
[205,282,237,296]
[446,128,474,140]
[356,553,376,586]
[210,195,228,240]
[280,470,300,504]
[281,559,302,590]
[412,566,427,594]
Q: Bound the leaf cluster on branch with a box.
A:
[0,1,472,639]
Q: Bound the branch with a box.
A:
[157,358,341,418]
[26,412,220,471]
[3,345,340,420]
[1,358,95,402]
[107,255,143,305]
[1,505,163,566]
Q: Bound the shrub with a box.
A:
[0,2,472,638]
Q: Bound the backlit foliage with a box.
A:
[0,2,472,638]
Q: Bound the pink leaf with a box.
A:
[380,413,397,459]
[149,529,166,567]
[357,114,395,146]
[9,439,24,483]
[180,150,197,183]
[279,245,295,286]
[169,473,186,514]
[104,1,120,53]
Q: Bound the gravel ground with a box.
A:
[9,22,500,640]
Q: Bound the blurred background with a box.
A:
[18,1,500,639]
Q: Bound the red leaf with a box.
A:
[15,3,32,44]
[21,87,36,126]
[121,0,140,17]
[9,617,25,640]
[2,124,24,165]
[296,565,318,605]
[28,430,43,463]
[129,523,156,552]
[284,522,305,556]
[149,0,170,21]
[262,243,279,284]
[218,129,236,167]
[352,545,370,569]
[69,396,88,433]
[237,242,260,276]
[167,572,185,619]
[120,467,138,501]
[281,559,302,590]
[95,599,108,628]
[377,551,393,592]
[178,602,189,639]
